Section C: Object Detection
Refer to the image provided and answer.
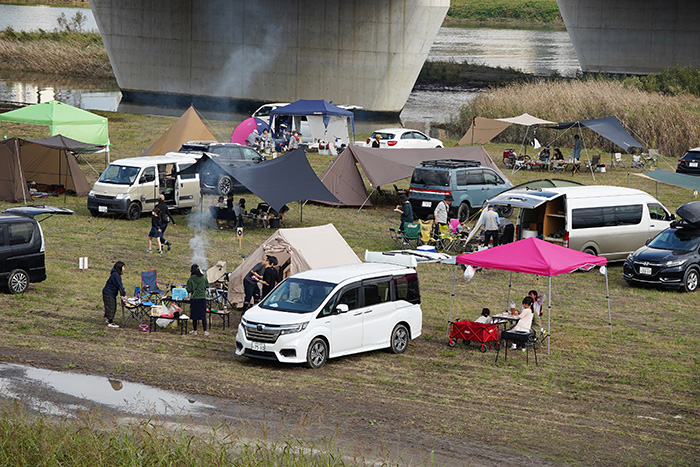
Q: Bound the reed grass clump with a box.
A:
[448,77,700,156]
[448,0,562,24]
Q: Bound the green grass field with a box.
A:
[0,111,699,465]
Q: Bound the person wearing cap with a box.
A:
[289,130,300,150]
[247,129,259,147]
[434,194,452,228]
[371,134,382,148]
[395,194,413,232]
[482,205,500,247]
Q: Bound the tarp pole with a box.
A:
[15,138,27,204]
[358,189,374,212]
[548,276,552,354]
[300,200,303,223]
[506,271,512,311]
[447,263,457,339]
[605,268,613,342]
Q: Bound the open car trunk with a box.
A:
[487,190,567,245]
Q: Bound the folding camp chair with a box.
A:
[141,270,169,302]
[435,223,459,252]
[630,155,644,169]
[613,152,625,168]
[644,149,659,168]
[585,155,601,171]
[418,220,434,245]
[121,285,156,325]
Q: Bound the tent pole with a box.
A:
[15,139,27,204]
[447,263,457,339]
[605,268,613,342]
[548,276,552,354]
[63,149,67,203]
[358,189,374,212]
[506,271,512,311]
[300,200,303,223]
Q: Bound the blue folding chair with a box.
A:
[141,270,168,294]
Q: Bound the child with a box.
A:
[146,209,162,253]
[475,308,492,324]
[102,261,125,328]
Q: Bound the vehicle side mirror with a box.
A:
[335,304,349,314]
[254,156,263,162]
[670,213,676,220]
[645,238,651,245]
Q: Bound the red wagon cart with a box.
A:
[448,320,500,352]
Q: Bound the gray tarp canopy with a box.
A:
[28,134,105,153]
[317,145,509,207]
[633,169,700,192]
[179,148,338,210]
[546,116,644,153]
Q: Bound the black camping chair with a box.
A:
[495,329,538,365]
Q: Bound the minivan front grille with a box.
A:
[243,321,281,343]
[95,194,115,200]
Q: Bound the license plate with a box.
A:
[690,162,698,167]
[639,266,652,275]
[251,341,266,351]
[421,201,432,208]
[98,206,107,213]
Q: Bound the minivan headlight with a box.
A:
[115,193,130,200]
[279,322,309,335]
[89,190,95,197]
[665,259,687,267]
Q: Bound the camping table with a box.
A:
[562,161,581,174]
[491,314,520,333]
[148,315,189,334]
[207,309,232,330]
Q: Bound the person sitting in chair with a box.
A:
[508,296,535,350]
[538,146,550,162]
[553,148,564,160]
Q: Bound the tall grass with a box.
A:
[447,0,562,24]
[447,77,700,156]
[0,402,353,466]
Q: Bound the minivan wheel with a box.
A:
[218,175,234,196]
[89,209,100,218]
[390,324,409,354]
[683,268,699,292]
[126,202,142,221]
[583,247,597,256]
[8,269,29,294]
[306,337,328,369]
[457,203,471,222]
[179,207,192,215]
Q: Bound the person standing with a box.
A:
[433,194,452,227]
[572,134,582,161]
[146,209,162,253]
[187,264,210,336]
[371,134,382,148]
[260,255,279,299]
[233,198,246,228]
[482,205,500,248]
[243,256,269,310]
[102,261,126,328]
[395,194,413,232]
[156,195,176,251]
[498,215,514,245]
[289,130,300,150]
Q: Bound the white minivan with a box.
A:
[487,185,674,260]
[235,262,422,368]
[88,155,200,220]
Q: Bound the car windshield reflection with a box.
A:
[260,278,335,314]
[98,165,140,185]
[648,229,700,252]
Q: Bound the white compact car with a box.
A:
[235,262,422,368]
[365,128,443,149]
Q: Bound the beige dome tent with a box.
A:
[228,224,361,305]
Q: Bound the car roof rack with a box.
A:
[419,159,481,168]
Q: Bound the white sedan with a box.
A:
[365,128,443,149]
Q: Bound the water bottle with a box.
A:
[510,300,516,315]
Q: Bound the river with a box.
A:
[0,5,580,125]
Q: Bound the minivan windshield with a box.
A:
[648,228,700,252]
[260,278,336,313]
[410,168,450,187]
[98,165,140,185]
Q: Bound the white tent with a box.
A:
[228,224,361,304]
[458,113,555,146]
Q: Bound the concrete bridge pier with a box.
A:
[89,0,449,114]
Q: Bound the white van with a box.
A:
[487,186,674,260]
[235,262,422,368]
[87,155,200,220]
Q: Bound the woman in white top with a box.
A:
[512,296,534,332]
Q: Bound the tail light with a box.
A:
[515,225,520,239]
[366,138,371,144]
[563,231,569,248]
[387,140,397,146]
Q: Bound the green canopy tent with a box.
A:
[0,100,109,146]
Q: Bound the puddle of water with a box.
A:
[0,363,214,417]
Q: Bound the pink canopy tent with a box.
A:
[230,117,272,144]
[453,237,612,352]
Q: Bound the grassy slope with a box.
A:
[0,111,698,465]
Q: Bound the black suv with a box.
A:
[179,141,265,195]
[676,147,700,175]
[0,206,73,293]
[623,201,700,292]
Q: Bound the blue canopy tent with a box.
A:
[270,99,355,148]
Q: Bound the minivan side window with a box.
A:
[139,167,156,184]
[648,203,671,221]
[362,278,391,306]
[572,205,643,229]
[456,170,482,186]
[0,225,6,245]
[337,286,361,311]
[178,163,196,180]
[9,222,33,245]
[393,273,420,304]
[483,171,503,185]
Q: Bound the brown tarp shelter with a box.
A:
[0,136,93,202]
[457,113,555,146]
[228,224,361,304]
[142,106,216,156]
[317,145,510,207]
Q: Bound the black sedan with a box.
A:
[676,147,700,175]
[623,226,700,292]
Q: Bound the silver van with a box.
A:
[487,186,674,260]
